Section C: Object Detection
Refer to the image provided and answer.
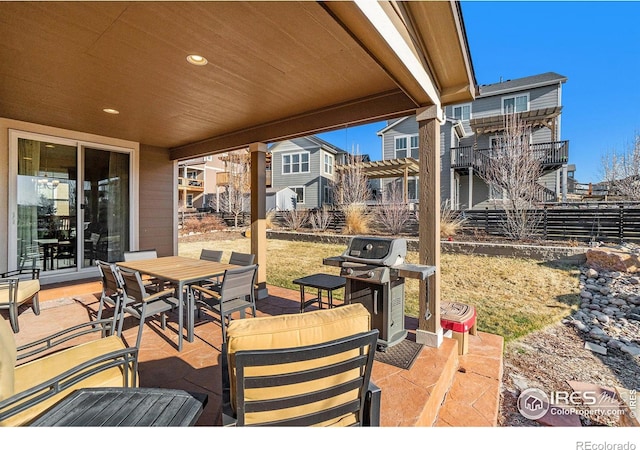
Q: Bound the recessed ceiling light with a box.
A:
[103,108,120,115]
[45,144,55,148]
[186,54,208,66]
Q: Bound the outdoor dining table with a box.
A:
[117,255,239,351]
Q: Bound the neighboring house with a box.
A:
[269,136,348,210]
[378,72,570,209]
[178,155,225,211]
[178,152,273,212]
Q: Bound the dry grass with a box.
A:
[342,205,370,235]
[179,236,581,343]
[440,201,467,237]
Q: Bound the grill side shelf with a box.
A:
[394,264,436,281]
[322,256,345,267]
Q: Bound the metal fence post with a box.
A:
[485,207,489,234]
[619,204,624,243]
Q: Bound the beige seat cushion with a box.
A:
[0,319,17,402]
[0,279,40,306]
[1,335,135,427]
[225,303,372,425]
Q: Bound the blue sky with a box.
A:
[319,1,640,183]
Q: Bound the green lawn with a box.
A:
[179,235,581,342]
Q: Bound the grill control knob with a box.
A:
[365,244,373,251]
[344,268,353,275]
[366,271,375,278]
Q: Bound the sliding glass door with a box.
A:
[16,138,77,272]
[82,148,130,267]
[11,132,132,275]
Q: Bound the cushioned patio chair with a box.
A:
[189,264,258,342]
[0,312,138,426]
[221,303,381,426]
[0,267,41,333]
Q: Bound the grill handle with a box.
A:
[373,289,378,315]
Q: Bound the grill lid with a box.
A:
[340,236,406,267]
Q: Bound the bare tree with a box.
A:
[221,149,251,228]
[601,132,640,200]
[331,151,371,234]
[375,182,412,235]
[477,112,544,239]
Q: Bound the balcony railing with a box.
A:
[217,170,272,187]
[178,177,204,190]
[451,141,569,169]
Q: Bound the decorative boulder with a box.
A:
[586,248,639,273]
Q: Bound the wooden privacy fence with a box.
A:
[459,205,640,243]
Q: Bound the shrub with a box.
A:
[440,200,466,237]
[309,206,333,232]
[181,215,226,234]
[265,209,276,230]
[281,208,309,231]
[343,204,370,235]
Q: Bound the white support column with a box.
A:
[250,142,268,300]
[556,169,561,202]
[450,168,455,208]
[415,105,442,348]
[468,167,474,209]
[562,164,568,203]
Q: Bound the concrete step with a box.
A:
[435,331,504,426]
[372,337,460,426]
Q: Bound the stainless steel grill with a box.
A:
[324,236,435,351]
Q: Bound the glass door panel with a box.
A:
[82,148,130,266]
[16,138,77,272]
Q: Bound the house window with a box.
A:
[323,153,334,176]
[186,194,193,208]
[323,185,332,204]
[452,103,471,121]
[410,135,419,159]
[395,135,419,159]
[282,152,310,174]
[502,94,529,114]
[290,186,305,204]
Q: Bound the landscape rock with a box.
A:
[586,248,639,273]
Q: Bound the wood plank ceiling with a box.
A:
[0,1,475,159]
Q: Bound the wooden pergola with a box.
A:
[336,157,420,203]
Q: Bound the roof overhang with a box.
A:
[0,1,476,161]
[470,107,562,135]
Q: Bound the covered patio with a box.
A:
[18,280,503,427]
[1,0,477,346]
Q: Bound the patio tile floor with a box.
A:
[7,279,504,427]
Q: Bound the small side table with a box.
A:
[292,273,346,313]
[30,387,208,427]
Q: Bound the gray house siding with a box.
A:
[380,72,568,210]
[381,118,418,160]
[270,137,342,210]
